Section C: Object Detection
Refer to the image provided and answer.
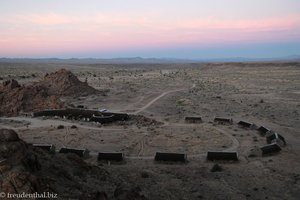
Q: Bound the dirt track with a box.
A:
[133,89,184,114]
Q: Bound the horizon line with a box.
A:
[1,54,300,61]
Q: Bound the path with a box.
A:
[132,89,184,114]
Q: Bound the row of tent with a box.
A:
[186,117,286,156]
[238,120,286,155]
[208,117,286,155]
[32,118,286,163]
[32,144,238,162]
[211,118,286,157]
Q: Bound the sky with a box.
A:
[0,0,300,59]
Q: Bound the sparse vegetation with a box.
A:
[0,62,299,200]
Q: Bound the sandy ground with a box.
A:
[0,62,300,199]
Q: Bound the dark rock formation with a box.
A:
[0,129,46,194]
[38,69,97,97]
[0,79,63,116]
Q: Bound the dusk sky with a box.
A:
[1,0,300,59]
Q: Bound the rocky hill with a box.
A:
[38,69,97,97]
[0,69,99,116]
[0,79,63,116]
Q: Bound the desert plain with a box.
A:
[0,61,300,200]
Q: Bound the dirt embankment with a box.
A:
[0,69,98,116]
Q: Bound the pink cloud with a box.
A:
[17,13,74,25]
[1,12,300,56]
[178,15,300,31]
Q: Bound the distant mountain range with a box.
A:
[0,55,300,64]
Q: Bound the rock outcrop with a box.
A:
[0,129,46,194]
[0,129,148,199]
[0,80,63,116]
[38,69,97,97]
[0,69,98,116]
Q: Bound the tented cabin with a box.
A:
[98,152,124,162]
[238,120,255,128]
[33,144,55,153]
[185,116,202,123]
[214,117,233,124]
[266,133,286,146]
[154,152,187,162]
[257,126,270,136]
[207,151,239,161]
[59,147,89,158]
[261,143,281,155]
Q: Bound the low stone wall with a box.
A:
[33,108,129,123]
